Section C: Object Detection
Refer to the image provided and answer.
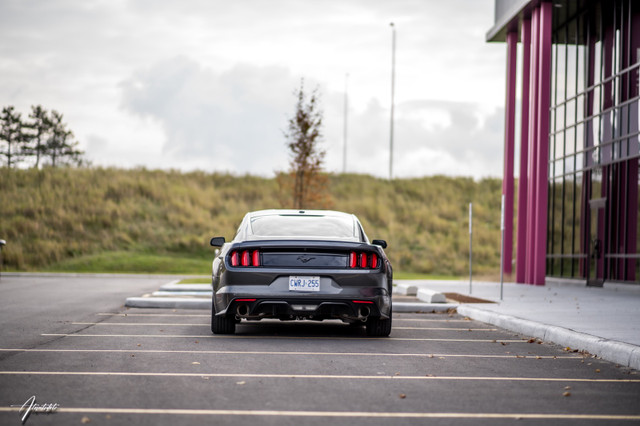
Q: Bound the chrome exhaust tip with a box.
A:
[236,304,250,317]
[358,306,371,320]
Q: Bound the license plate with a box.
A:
[288,276,320,292]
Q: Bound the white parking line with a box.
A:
[41,333,527,343]
[74,322,498,331]
[1,371,637,383]
[98,313,210,317]
[0,348,584,360]
[0,407,638,420]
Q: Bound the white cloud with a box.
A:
[0,0,506,178]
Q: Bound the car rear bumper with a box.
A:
[214,283,391,321]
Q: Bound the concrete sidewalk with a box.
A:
[399,279,640,370]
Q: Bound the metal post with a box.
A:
[500,195,505,300]
[469,203,473,295]
[343,73,349,174]
[389,22,396,180]
[0,239,5,281]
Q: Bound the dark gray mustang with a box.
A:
[209,209,393,336]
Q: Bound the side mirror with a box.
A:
[210,237,225,247]
[372,239,387,249]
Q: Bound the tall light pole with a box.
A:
[343,73,349,174]
[389,22,396,180]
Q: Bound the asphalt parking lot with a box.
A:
[1,276,639,425]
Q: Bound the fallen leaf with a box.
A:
[428,354,434,358]
[563,391,571,397]
[527,338,536,343]
[195,340,199,344]
[536,356,542,360]
[564,386,571,390]
[137,344,141,347]
[130,354,135,358]
[105,414,111,419]
[399,394,406,399]
[595,369,601,373]
[192,362,200,365]
[81,416,91,424]
[500,342,507,346]
[236,381,246,385]
[395,372,400,376]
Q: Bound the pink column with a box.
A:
[526,7,540,284]
[502,31,517,275]
[516,18,531,284]
[532,1,553,285]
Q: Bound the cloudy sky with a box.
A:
[1,0,507,179]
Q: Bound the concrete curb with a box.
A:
[416,288,446,303]
[125,297,211,310]
[159,283,210,292]
[457,305,640,370]
[125,296,458,313]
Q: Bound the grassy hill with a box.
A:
[0,168,506,277]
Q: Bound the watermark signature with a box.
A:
[10,396,59,424]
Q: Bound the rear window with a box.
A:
[250,215,356,239]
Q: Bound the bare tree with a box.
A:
[283,80,330,209]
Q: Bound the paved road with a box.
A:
[1,275,639,425]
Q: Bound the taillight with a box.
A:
[241,250,250,266]
[349,252,357,268]
[349,251,380,269]
[229,249,261,267]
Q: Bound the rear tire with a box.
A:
[365,310,392,337]
[211,301,236,334]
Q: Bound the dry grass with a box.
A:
[0,168,507,275]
